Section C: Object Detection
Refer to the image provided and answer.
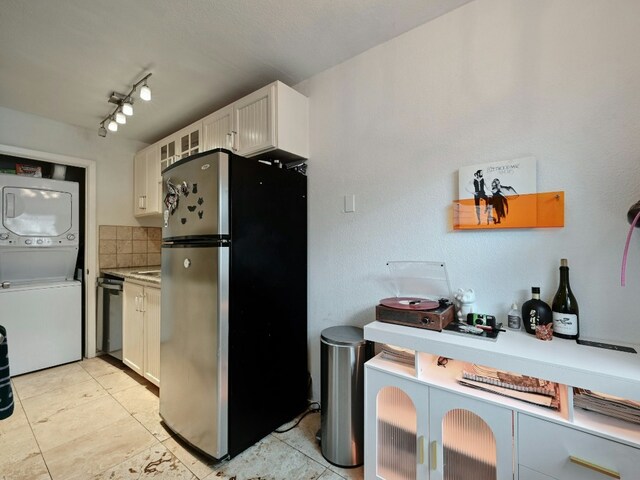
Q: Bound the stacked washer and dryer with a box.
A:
[0,173,82,376]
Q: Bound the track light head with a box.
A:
[139,81,151,101]
[107,118,118,132]
[98,124,107,137]
[122,99,133,116]
[115,111,126,124]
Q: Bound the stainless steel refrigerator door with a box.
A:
[159,244,229,459]
[162,151,229,239]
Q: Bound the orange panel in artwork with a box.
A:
[453,192,564,230]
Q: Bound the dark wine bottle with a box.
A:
[522,287,552,335]
[552,258,579,339]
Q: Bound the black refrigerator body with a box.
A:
[159,149,307,459]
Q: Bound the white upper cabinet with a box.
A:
[134,143,161,217]
[202,81,309,161]
[202,105,233,152]
[175,120,202,162]
[158,135,177,174]
[233,83,275,157]
[135,80,308,216]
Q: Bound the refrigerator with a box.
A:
[159,149,307,460]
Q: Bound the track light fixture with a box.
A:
[98,73,152,137]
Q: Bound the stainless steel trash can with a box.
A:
[321,326,370,468]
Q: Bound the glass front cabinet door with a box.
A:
[365,366,429,480]
[428,389,513,480]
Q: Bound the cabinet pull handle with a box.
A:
[135,295,139,312]
[569,456,620,479]
[231,130,238,151]
[417,435,425,465]
[430,441,437,470]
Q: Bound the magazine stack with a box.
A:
[574,388,640,424]
[458,363,560,410]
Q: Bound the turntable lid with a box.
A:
[386,261,452,300]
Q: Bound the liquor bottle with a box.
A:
[552,259,579,339]
[507,302,521,330]
[522,287,552,335]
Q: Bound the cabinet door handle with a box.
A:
[430,440,437,470]
[417,435,425,465]
[135,295,139,312]
[569,456,620,479]
[231,130,238,152]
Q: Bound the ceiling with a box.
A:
[0,0,471,144]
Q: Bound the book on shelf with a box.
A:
[380,344,414,366]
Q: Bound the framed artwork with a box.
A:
[455,157,561,229]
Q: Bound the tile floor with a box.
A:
[0,356,364,480]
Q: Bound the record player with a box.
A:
[376,261,455,331]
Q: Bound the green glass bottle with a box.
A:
[552,259,579,339]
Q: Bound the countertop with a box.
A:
[100,266,161,285]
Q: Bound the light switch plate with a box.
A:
[344,194,355,213]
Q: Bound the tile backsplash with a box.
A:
[99,225,161,269]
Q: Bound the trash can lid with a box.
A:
[321,326,365,346]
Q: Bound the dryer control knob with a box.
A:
[67,234,75,240]
[25,239,33,245]
[37,239,43,245]
[0,233,8,240]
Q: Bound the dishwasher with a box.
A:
[97,277,124,360]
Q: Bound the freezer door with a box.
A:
[162,150,229,240]
[159,243,229,459]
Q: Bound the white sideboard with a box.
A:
[364,321,640,479]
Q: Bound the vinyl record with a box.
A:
[379,297,439,311]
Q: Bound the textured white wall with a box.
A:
[302,0,640,399]
[0,106,155,227]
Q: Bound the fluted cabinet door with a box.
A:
[233,83,275,157]
[428,388,514,480]
[365,365,429,480]
[203,106,233,152]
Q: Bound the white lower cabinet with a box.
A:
[519,414,636,479]
[365,364,513,480]
[364,322,640,480]
[519,465,557,480]
[123,281,160,386]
